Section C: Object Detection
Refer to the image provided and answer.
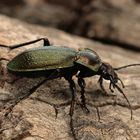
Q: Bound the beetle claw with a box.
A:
[109,82,114,93]
[81,104,90,114]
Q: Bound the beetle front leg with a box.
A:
[78,77,90,114]
[98,76,116,96]
[0,38,50,50]
[98,76,108,95]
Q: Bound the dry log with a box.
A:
[0,15,140,140]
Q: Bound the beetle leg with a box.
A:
[0,57,10,61]
[0,38,50,50]
[118,78,125,88]
[95,107,101,122]
[109,82,114,93]
[78,77,90,114]
[98,76,108,95]
[66,78,76,117]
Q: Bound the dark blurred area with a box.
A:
[0,0,140,51]
[0,0,80,30]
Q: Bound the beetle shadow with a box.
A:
[23,78,73,106]
[85,88,117,107]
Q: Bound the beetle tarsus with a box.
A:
[78,77,90,114]
[70,117,77,140]
[95,107,101,122]
[118,78,125,88]
[109,82,114,93]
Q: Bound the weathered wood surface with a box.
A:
[0,15,140,140]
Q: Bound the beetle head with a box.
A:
[99,62,133,119]
[99,62,125,96]
[99,62,120,85]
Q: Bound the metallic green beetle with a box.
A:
[0,38,137,119]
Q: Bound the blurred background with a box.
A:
[0,0,140,51]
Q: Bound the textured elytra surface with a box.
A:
[7,46,76,71]
[0,15,140,140]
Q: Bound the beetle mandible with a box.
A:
[0,38,139,119]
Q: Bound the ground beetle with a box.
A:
[0,38,140,119]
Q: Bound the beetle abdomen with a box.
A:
[7,46,77,72]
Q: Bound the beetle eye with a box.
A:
[103,70,107,75]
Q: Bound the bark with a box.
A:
[0,15,140,140]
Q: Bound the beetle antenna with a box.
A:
[114,84,133,120]
[114,64,140,70]
[109,76,133,119]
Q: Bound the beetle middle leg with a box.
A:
[0,38,50,50]
[78,77,90,113]
[66,77,77,117]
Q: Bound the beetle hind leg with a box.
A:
[0,38,50,50]
[78,77,90,114]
